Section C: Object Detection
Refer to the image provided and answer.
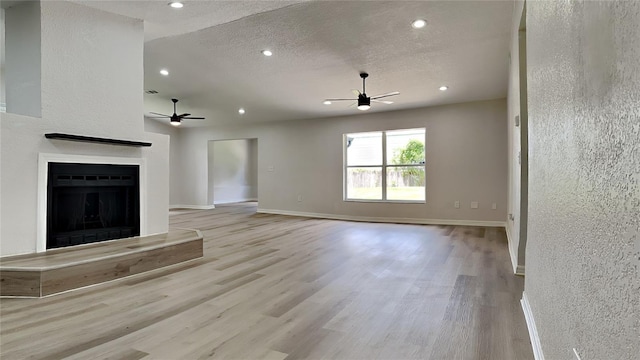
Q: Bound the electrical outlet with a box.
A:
[297,194,302,202]
[454,201,460,209]
[492,203,497,210]
[470,201,479,209]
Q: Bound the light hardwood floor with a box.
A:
[0,203,533,359]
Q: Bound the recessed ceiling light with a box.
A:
[261,50,273,57]
[412,19,427,29]
[169,2,183,9]
[323,100,332,105]
[439,85,448,91]
[238,108,246,114]
[160,69,169,76]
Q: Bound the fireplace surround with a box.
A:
[46,162,140,249]
[37,153,147,253]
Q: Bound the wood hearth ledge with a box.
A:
[0,229,203,297]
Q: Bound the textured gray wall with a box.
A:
[173,99,508,224]
[526,1,639,359]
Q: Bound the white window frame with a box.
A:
[343,128,426,203]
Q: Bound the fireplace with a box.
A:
[46,162,140,249]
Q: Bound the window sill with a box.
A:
[344,199,426,204]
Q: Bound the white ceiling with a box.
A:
[76,0,513,127]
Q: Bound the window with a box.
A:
[344,128,425,202]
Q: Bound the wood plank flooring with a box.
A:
[0,203,533,359]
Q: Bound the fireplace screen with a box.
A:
[47,163,140,249]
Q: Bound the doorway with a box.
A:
[207,139,258,206]
[507,5,528,275]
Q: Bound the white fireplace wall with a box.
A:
[39,1,144,139]
[0,1,168,256]
[143,132,170,237]
[1,114,169,256]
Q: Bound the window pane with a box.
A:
[386,166,425,201]
[387,128,425,165]
[346,132,382,166]
[346,167,382,200]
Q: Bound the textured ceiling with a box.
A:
[72,0,310,41]
[77,0,513,127]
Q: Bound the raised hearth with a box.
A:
[0,229,203,297]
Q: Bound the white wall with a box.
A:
[1,8,6,107]
[143,132,170,236]
[0,2,168,256]
[249,138,258,199]
[4,1,41,117]
[173,99,508,224]
[39,1,143,139]
[525,1,639,359]
[208,139,258,205]
[144,117,180,205]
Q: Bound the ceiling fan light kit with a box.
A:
[357,97,370,111]
[324,72,399,111]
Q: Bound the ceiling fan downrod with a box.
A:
[360,72,368,95]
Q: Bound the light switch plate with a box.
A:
[470,201,479,209]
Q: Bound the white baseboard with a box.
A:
[506,225,526,275]
[213,198,258,205]
[169,204,216,210]
[256,208,506,227]
[521,292,545,360]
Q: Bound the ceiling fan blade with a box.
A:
[371,91,400,99]
[351,89,361,96]
[371,99,394,104]
[348,102,357,108]
[150,112,171,117]
[178,113,191,117]
[182,117,205,120]
[146,116,171,119]
[325,98,357,101]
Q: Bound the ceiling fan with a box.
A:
[147,98,205,126]
[324,72,399,111]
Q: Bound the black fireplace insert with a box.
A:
[47,163,140,249]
